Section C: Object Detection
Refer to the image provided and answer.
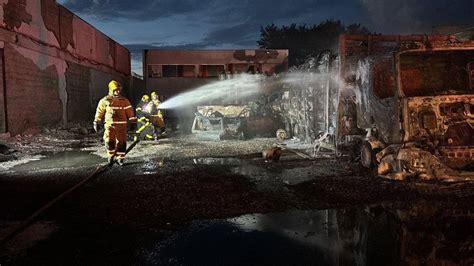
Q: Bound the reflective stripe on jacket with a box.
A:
[94,95,137,126]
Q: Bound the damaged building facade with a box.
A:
[0,0,131,136]
[143,49,289,98]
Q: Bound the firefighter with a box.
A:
[150,91,166,139]
[134,94,155,141]
[93,80,137,166]
[135,94,151,118]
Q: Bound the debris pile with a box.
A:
[0,143,16,162]
[0,122,97,164]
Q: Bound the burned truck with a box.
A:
[338,34,474,181]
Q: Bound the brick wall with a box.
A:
[5,43,62,134]
[0,0,131,135]
[65,61,92,122]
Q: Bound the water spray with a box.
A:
[159,74,266,109]
[158,71,344,110]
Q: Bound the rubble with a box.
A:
[376,145,474,182]
[262,146,282,162]
[0,143,16,163]
[0,143,14,155]
[0,122,96,167]
[0,154,11,163]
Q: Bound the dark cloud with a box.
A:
[60,0,361,24]
[124,23,260,55]
[201,23,260,47]
[62,0,473,33]
[360,0,474,33]
[60,0,220,20]
[194,0,363,48]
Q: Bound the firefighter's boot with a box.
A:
[117,158,125,166]
[160,127,166,136]
[108,157,115,166]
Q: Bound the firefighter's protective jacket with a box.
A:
[148,99,165,129]
[136,100,152,119]
[150,99,163,119]
[94,95,137,125]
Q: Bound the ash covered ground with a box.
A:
[0,127,473,265]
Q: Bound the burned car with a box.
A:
[338,34,474,181]
[191,103,284,140]
[191,105,247,140]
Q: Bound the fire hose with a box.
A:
[0,138,140,247]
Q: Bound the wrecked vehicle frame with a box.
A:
[191,104,284,140]
[338,34,474,181]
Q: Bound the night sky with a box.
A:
[57,0,473,75]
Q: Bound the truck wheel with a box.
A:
[361,141,374,168]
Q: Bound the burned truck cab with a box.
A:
[394,48,474,179]
[338,34,474,181]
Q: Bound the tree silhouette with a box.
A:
[258,20,370,66]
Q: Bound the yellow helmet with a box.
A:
[151,91,158,99]
[108,80,122,95]
[141,95,150,101]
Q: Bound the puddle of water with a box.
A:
[279,167,329,184]
[231,163,317,185]
[140,158,166,175]
[11,151,101,172]
[140,203,473,265]
[0,155,45,172]
[193,157,242,166]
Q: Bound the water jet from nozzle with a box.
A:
[159,74,265,109]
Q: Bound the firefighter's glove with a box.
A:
[93,121,100,133]
[129,122,137,132]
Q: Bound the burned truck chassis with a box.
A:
[338,34,474,181]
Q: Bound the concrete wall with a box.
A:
[0,0,131,135]
[129,75,146,106]
[145,49,289,66]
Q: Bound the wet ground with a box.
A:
[0,134,473,265]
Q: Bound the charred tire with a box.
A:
[360,141,375,168]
